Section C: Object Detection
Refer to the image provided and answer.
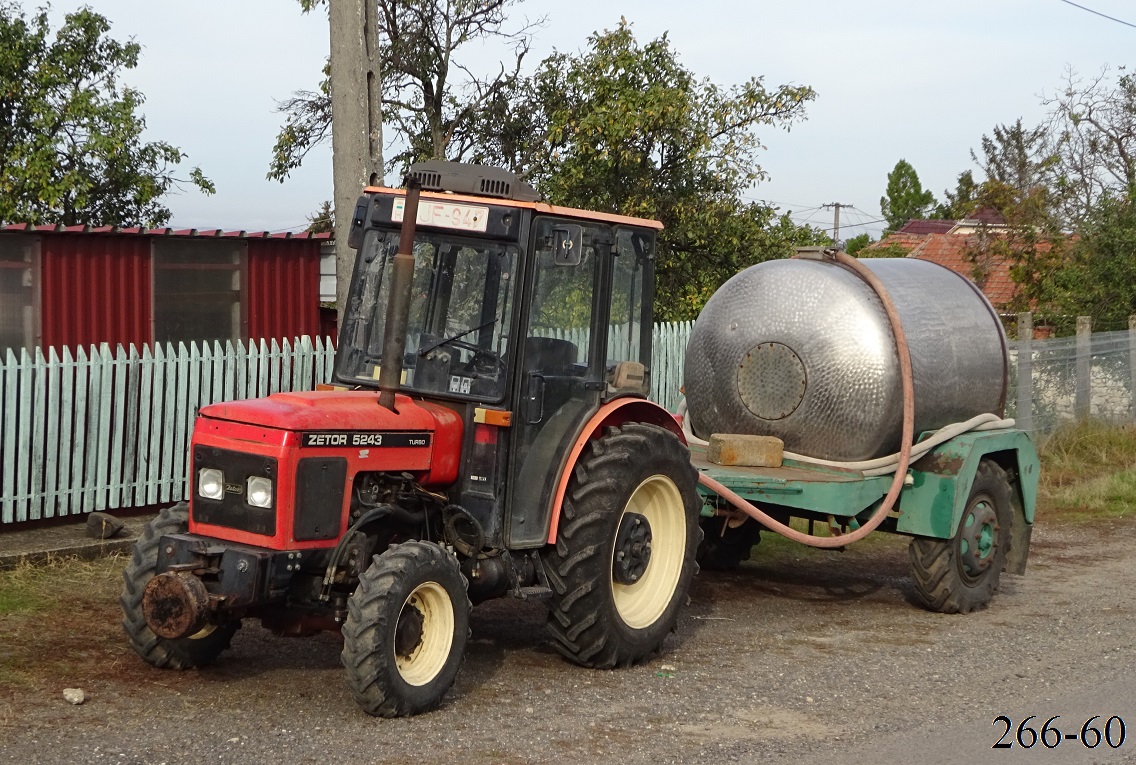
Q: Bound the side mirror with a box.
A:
[552,225,583,266]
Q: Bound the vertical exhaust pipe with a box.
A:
[378,177,422,411]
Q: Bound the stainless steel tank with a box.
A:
[683,257,1008,461]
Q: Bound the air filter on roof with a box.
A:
[407,161,540,202]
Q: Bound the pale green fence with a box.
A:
[0,325,695,526]
[0,337,336,525]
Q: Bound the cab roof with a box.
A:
[363,186,665,232]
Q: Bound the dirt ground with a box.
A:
[2,517,1135,765]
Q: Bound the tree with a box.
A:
[971,119,1055,204]
[880,159,935,232]
[507,22,822,319]
[963,180,1068,312]
[1050,195,1136,326]
[934,170,979,219]
[269,0,539,180]
[0,3,212,226]
[1045,66,1136,223]
[844,232,873,255]
[305,200,334,233]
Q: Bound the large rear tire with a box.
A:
[541,423,701,668]
[909,459,1012,614]
[120,503,238,668]
[341,541,471,717]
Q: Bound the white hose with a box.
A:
[676,398,1014,477]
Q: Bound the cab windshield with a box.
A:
[336,229,518,400]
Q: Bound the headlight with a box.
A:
[247,476,273,508]
[198,468,224,500]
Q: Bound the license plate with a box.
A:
[392,197,489,233]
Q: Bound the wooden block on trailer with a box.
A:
[707,434,784,468]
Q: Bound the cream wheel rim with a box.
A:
[394,581,454,686]
[611,474,686,629]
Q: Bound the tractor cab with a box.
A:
[334,161,662,548]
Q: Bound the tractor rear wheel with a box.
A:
[909,459,1013,614]
[341,541,471,717]
[120,503,239,668]
[541,423,701,668]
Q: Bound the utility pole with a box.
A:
[822,202,852,249]
[329,0,383,328]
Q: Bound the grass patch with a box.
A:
[0,554,130,693]
[1037,419,1136,520]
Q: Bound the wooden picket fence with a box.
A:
[0,324,694,526]
[0,337,336,525]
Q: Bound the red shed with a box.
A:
[0,226,331,352]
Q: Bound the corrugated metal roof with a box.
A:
[0,223,331,240]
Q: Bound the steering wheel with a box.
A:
[443,338,507,378]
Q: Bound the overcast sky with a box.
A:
[36,0,1136,238]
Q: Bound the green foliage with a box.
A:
[934,170,979,219]
[305,200,334,234]
[858,242,913,259]
[971,119,1055,202]
[960,180,1069,311]
[510,22,820,320]
[879,159,936,232]
[843,232,873,255]
[1039,419,1136,520]
[1049,195,1136,324]
[0,3,212,226]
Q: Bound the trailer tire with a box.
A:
[909,459,1012,614]
[696,516,761,571]
[341,541,471,717]
[541,423,701,668]
[120,503,238,668]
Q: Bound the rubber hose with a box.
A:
[694,251,915,549]
[679,406,1014,477]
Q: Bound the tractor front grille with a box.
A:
[191,446,278,537]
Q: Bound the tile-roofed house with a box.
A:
[897,219,956,235]
[862,229,1019,311]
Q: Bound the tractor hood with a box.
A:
[196,390,464,487]
[199,390,442,433]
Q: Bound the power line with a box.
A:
[1056,0,1136,29]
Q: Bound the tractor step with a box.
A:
[516,586,553,601]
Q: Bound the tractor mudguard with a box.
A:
[897,429,1039,572]
[543,397,685,545]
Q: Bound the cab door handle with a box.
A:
[526,373,546,424]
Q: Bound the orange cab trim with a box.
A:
[545,398,685,544]
[362,186,665,231]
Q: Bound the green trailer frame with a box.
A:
[692,428,1039,574]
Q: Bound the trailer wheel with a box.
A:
[909,459,1012,614]
[696,515,762,571]
[341,541,471,717]
[120,503,239,668]
[541,423,701,668]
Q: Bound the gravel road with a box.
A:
[3,517,1135,765]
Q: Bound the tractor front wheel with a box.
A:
[120,503,239,668]
[341,541,471,717]
[909,459,1013,614]
[541,423,701,668]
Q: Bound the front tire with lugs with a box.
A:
[341,541,471,717]
[541,423,701,668]
[120,503,238,668]
[909,459,1013,614]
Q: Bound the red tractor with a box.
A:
[120,162,701,717]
